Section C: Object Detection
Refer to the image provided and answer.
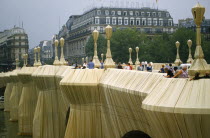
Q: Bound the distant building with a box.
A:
[179,18,210,40]
[0,27,29,71]
[57,7,177,63]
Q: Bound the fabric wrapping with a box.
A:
[60,69,104,138]
[60,69,165,138]
[9,69,23,121]
[32,65,67,138]
[142,78,210,138]
[4,83,13,111]
[18,67,38,135]
[9,81,23,121]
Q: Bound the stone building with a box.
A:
[179,18,210,40]
[0,27,29,71]
[58,7,177,64]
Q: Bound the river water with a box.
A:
[0,110,32,138]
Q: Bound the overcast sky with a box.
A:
[0,0,209,48]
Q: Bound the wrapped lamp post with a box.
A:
[53,39,60,65]
[92,30,101,68]
[187,40,194,63]
[33,48,37,67]
[36,46,42,66]
[60,37,66,65]
[128,48,133,65]
[174,41,182,66]
[104,25,115,69]
[86,56,88,63]
[188,3,210,76]
[23,54,26,67]
[16,58,19,69]
[135,47,140,65]
[82,58,84,65]
[101,53,104,62]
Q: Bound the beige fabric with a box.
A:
[0,73,6,88]
[9,69,23,121]
[60,69,165,138]
[60,69,104,138]
[4,72,13,111]
[32,65,68,138]
[18,67,38,135]
[142,78,210,138]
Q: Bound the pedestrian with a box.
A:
[100,60,104,69]
[172,66,188,78]
[117,62,123,69]
[137,63,143,71]
[124,63,132,70]
[83,61,87,67]
[147,63,152,72]
[88,59,94,69]
[159,65,165,73]
[164,68,174,78]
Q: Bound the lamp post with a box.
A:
[135,47,140,69]
[188,3,210,76]
[174,41,182,66]
[92,29,101,68]
[128,48,133,65]
[86,56,88,63]
[15,58,19,69]
[53,39,60,65]
[104,25,115,69]
[101,53,104,62]
[23,54,26,67]
[82,58,84,65]
[25,54,28,66]
[37,46,42,66]
[60,37,66,65]
[187,40,194,63]
[33,48,37,67]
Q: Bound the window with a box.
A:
[147,12,150,17]
[94,27,97,30]
[123,11,127,16]
[124,18,128,25]
[159,19,163,26]
[97,10,101,15]
[152,12,156,17]
[136,19,140,25]
[129,11,133,16]
[141,12,145,16]
[100,27,103,33]
[112,18,116,25]
[117,11,121,15]
[118,18,122,25]
[148,18,152,26]
[168,20,172,26]
[105,10,109,15]
[95,17,99,24]
[135,11,139,16]
[111,11,115,16]
[106,17,110,24]
[142,18,146,26]
[19,48,21,52]
[153,18,157,26]
[130,18,134,25]
[166,13,170,17]
[158,12,161,17]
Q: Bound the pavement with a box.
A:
[0,110,32,138]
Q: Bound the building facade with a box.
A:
[179,18,210,40]
[58,7,177,64]
[39,40,54,64]
[0,27,29,71]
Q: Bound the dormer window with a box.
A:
[123,11,127,16]
[166,13,170,17]
[147,12,150,17]
[105,10,109,15]
[97,10,101,15]
[129,11,133,16]
[111,11,115,16]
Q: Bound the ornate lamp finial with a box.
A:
[174,41,183,66]
[59,37,66,65]
[33,48,38,66]
[53,39,60,65]
[188,3,210,76]
[92,30,101,68]
[104,25,115,69]
[128,48,133,65]
[187,40,194,63]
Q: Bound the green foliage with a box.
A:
[85,28,210,64]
